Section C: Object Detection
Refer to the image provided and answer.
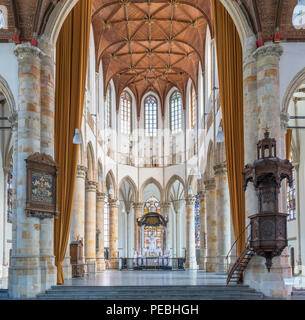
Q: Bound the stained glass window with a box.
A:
[287,168,296,221]
[144,95,158,136]
[170,91,182,134]
[104,194,110,257]
[120,91,132,135]
[0,10,4,29]
[195,193,200,247]
[292,1,305,29]
[105,86,112,128]
[7,157,13,223]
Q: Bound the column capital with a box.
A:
[198,191,205,199]
[253,43,283,60]
[133,202,143,211]
[204,178,216,190]
[109,198,119,208]
[14,42,44,61]
[85,180,97,192]
[214,162,227,176]
[77,165,87,179]
[280,111,290,130]
[96,192,105,201]
[185,197,195,207]
[161,202,171,210]
[8,112,18,131]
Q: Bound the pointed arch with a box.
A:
[205,140,214,180]
[165,175,186,203]
[86,142,95,181]
[105,169,117,198]
[282,67,305,113]
[119,176,138,203]
[0,74,16,115]
[140,177,164,203]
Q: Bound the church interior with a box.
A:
[1,0,305,301]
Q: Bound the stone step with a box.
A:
[37,295,263,300]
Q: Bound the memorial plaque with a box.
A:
[25,153,59,219]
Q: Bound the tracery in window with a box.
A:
[190,84,196,129]
[7,157,13,224]
[105,86,112,128]
[292,0,305,29]
[287,167,296,221]
[144,95,158,137]
[195,194,200,248]
[120,91,132,135]
[170,91,182,134]
[104,194,110,259]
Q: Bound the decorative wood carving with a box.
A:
[243,131,293,271]
[25,152,59,219]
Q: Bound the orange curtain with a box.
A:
[54,0,92,284]
[211,0,245,255]
[286,129,292,160]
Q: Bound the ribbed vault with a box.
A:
[92,0,212,116]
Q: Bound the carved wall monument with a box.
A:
[243,131,293,271]
[25,153,59,219]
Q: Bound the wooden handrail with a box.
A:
[226,234,252,285]
[225,223,250,262]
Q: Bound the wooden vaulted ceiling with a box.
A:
[92,0,212,116]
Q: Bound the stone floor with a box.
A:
[64,270,227,287]
[0,277,7,289]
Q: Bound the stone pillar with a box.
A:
[109,198,119,269]
[9,43,43,298]
[8,113,18,276]
[133,203,143,255]
[96,192,105,271]
[214,163,231,273]
[198,191,206,270]
[205,179,217,272]
[244,43,292,298]
[71,166,87,245]
[85,180,97,264]
[162,202,171,254]
[38,39,57,291]
[184,198,197,269]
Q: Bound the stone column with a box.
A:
[96,192,105,271]
[184,198,197,269]
[162,202,171,255]
[85,180,97,264]
[205,179,217,272]
[198,191,206,270]
[214,163,231,273]
[38,39,57,291]
[9,43,43,298]
[8,113,18,268]
[133,203,143,255]
[244,43,292,298]
[109,198,119,269]
[71,166,87,245]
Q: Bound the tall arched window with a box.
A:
[170,91,182,134]
[292,0,305,29]
[144,95,158,136]
[105,86,112,128]
[190,84,196,129]
[0,7,7,29]
[120,91,132,135]
[0,10,4,29]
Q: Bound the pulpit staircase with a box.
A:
[226,224,255,285]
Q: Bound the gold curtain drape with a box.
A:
[211,0,245,256]
[286,129,292,160]
[54,0,92,284]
